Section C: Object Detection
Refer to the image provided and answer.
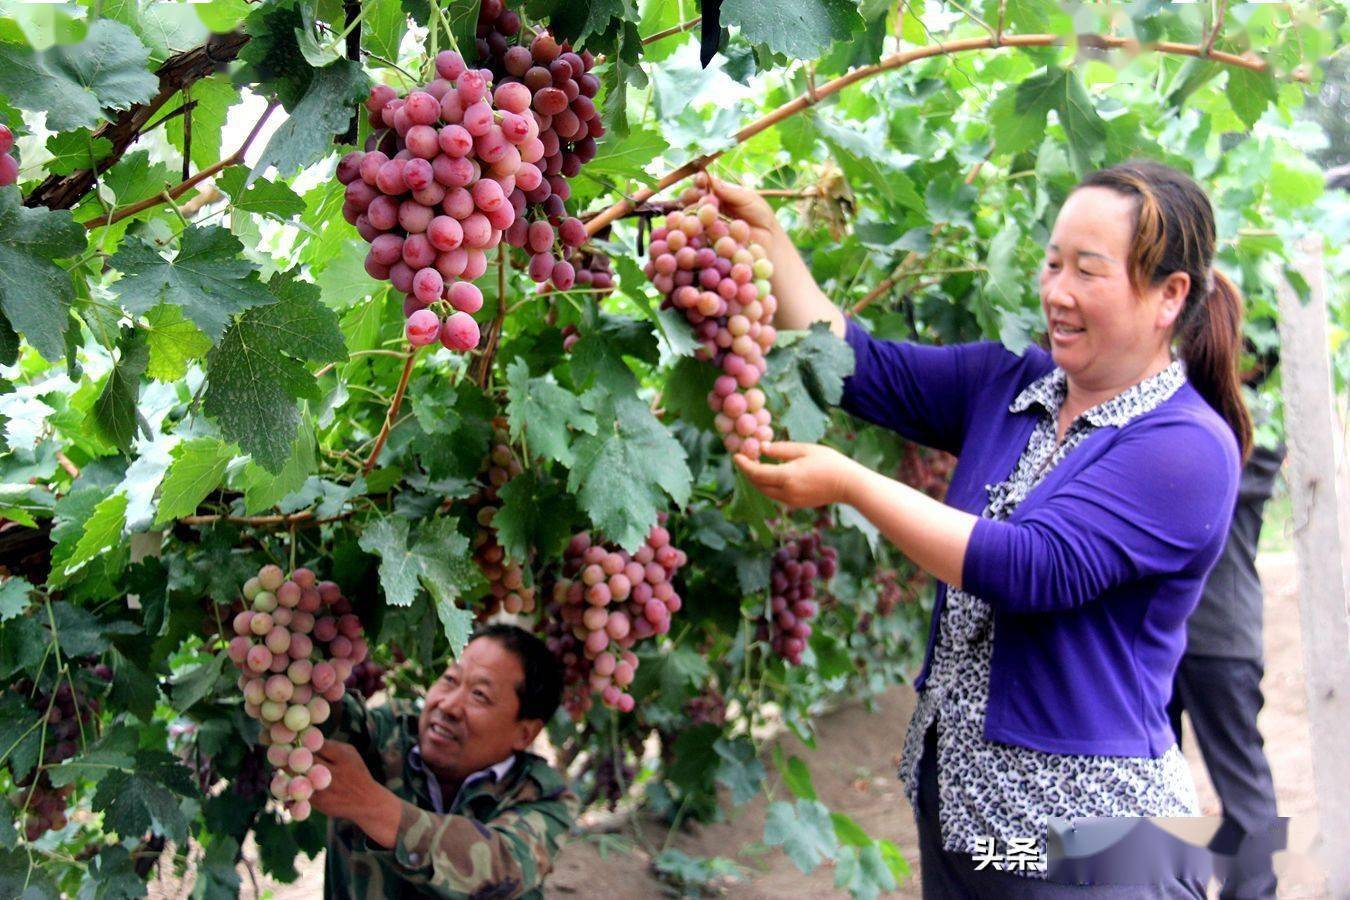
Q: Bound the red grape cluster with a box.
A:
[541,524,688,715]
[684,685,728,728]
[470,423,536,618]
[896,442,956,501]
[345,659,388,700]
[5,668,109,840]
[338,51,539,353]
[643,191,779,458]
[475,1,604,290]
[0,124,18,186]
[765,532,837,665]
[225,564,368,821]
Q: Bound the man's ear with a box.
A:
[513,718,544,752]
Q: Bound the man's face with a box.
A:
[417,637,541,784]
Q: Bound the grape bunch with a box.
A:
[765,532,838,665]
[896,442,956,501]
[0,124,18,186]
[684,685,728,728]
[338,50,538,353]
[345,659,388,700]
[540,523,688,715]
[474,0,604,289]
[225,564,368,820]
[469,423,536,619]
[643,190,779,458]
[5,667,109,840]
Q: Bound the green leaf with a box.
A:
[0,692,43,782]
[358,516,478,613]
[47,726,138,787]
[504,359,596,466]
[660,356,718,431]
[1225,67,1278,128]
[722,0,863,60]
[215,165,306,221]
[834,843,898,900]
[142,303,212,381]
[984,219,1023,308]
[568,391,692,551]
[714,737,765,805]
[1056,70,1107,175]
[196,0,251,33]
[0,188,87,360]
[252,58,369,178]
[202,273,346,472]
[314,238,383,309]
[88,330,150,453]
[363,0,409,61]
[83,844,147,899]
[92,762,192,844]
[493,469,577,563]
[169,652,229,712]
[447,0,483,64]
[154,437,234,525]
[769,324,855,443]
[776,750,818,801]
[43,130,113,176]
[587,126,668,181]
[764,799,838,873]
[109,226,277,342]
[434,597,477,660]
[240,423,316,513]
[66,492,127,577]
[0,577,32,622]
[989,83,1043,157]
[165,75,238,173]
[0,20,158,132]
[235,0,318,110]
[666,723,720,792]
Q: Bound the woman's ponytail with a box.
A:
[1179,269,1253,461]
[1079,161,1253,461]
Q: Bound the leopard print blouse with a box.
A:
[899,361,1198,878]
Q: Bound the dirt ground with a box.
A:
[193,551,1326,898]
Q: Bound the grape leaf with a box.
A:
[0,189,87,361]
[169,651,229,712]
[1226,68,1278,129]
[363,0,409,61]
[154,437,233,525]
[504,359,596,466]
[714,737,766,805]
[87,330,150,453]
[776,751,818,801]
[833,843,897,900]
[446,0,483,65]
[763,799,838,873]
[0,692,43,782]
[83,845,146,899]
[358,516,478,611]
[240,422,316,513]
[568,391,692,551]
[166,74,238,172]
[47,725,138,787]
[235,0,317,110]
[768,324,854,443]
[989,83,1043,157]
[0,20,158,132]
[587,126,668,181]
[492,469,577,563]
[92,753,195,844]
[142,303,211,381]
[65,491,127,577]
[251,58,369,179]
[215,165,306,221]
[721,0,862,61]
[109,225,276,342]
[43,130,113,176]
[202,273,346,473]
[0,576,32,622]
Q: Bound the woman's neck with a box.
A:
[1060,351,1173,435]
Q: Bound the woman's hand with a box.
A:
[695,173,781,249]
[733,442,859,508]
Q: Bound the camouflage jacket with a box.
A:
[324,696,575,899]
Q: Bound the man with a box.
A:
[1169,439,1287,899]
[312,624,575,898]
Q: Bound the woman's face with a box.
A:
[1040,187,1188,392]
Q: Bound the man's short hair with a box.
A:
[469,624,563,723]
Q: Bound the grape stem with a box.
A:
[363,350,417,474]
[584,31,1306,237]
[83,101,279,230]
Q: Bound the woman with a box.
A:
[725,161,1249,898]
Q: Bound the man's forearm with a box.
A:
[352,785,406,849]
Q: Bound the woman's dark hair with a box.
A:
[1076,160,1253,460]
[470,623,563,723]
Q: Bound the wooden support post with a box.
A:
[1275,234,1350,898]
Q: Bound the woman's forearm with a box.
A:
[841,464,977,588]
[764,228,846,339]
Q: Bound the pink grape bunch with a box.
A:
[337,51,540,353]
[224,564,368,821]
[541,523,688,716]
[470,422,537,619]
[0,124,18,186]
[474,1,604,290]
[643,190,779,459]
[764,531,838,665]
[555,250,615,352]
[5,668,109,841]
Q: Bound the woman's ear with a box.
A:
[1156,271,1190,330]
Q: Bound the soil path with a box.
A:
[191,552,1323,898]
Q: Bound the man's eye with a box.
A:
[473,690,488,701]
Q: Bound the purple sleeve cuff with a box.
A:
[962,517,1012,603]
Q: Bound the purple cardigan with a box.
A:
[841,320,1240,757]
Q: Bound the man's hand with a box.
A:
[733,442,860,508]
[312,740,404,849]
